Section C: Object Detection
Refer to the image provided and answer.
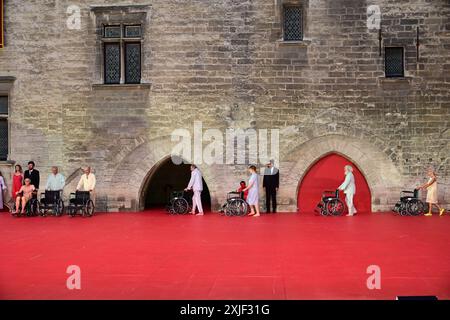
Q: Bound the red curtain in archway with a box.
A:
[297,153,372,214]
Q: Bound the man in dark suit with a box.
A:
[263,160,279,213]
[24,161,40,190]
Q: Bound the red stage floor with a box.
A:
[0,211,449,300]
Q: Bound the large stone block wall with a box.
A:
[0,0,448,212]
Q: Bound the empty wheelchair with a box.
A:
[67,191,95,217]
[393,189,424,216]
[223,191,248,216]
[316,190,345,216]
[167,190,192,214]
[11,192,39,217]
[38,190,65,216]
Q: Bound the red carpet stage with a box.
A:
[0,211,449,300]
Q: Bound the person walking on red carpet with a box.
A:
[242,165,260,217]
[338,165,357,217]
[417,168,445,216]
[185,164,204,215]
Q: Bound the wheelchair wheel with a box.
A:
[318,201,328,216]
[399,203,409,216]
[326,199,345,216]
[226,198,248,216]
[236,199,249,216]
[38,202,47,216]
[55,199,65,216]
[68,206,77,217]
[84,200,95,217]
[27,199,39,217]
[223,203,233,216]
[407,199,424,216]
[172,198,189,214]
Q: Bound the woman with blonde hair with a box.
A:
[417,168,445,216]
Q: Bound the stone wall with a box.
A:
[0,0,448,212]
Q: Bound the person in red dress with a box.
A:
[237,181,248,200]
[12,164,23,200]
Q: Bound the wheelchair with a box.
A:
[223,191,248,216]
[11,191,39,217]
[393,189,424,216]
[316,190,345,216]
[67,191,95,217]
[38,190,65,216]
[167,190,192,214]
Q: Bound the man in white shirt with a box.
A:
[338,165,357,216]
[46,166,65,191]
[76,166,96,204]
[185,164,204,215]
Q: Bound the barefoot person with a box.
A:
[417,168,445,217]
[338,165,357,217]
[12,178,35,215]
[243,165,260,217]
[185,164,204,215]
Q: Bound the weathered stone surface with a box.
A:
[0,0,448,212]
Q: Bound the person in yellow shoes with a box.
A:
[417,168,445,216]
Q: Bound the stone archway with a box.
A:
[297,152,372,213]
[139,156,211,210]
[280,134,403,212]
[107,135,221,212]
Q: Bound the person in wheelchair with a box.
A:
[237,181,248,201]
[12,178,35,215]
[220,181,248,213]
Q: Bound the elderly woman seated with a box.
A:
[12,178,36,215]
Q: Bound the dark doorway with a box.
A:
[143,159,211,210]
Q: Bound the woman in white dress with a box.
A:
[0,171,7,211]
[242,165,260,217]
[417,168,445,216]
